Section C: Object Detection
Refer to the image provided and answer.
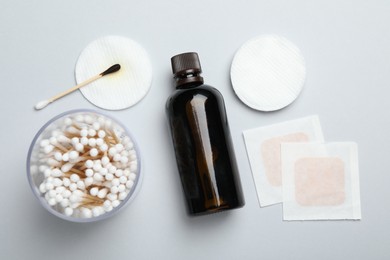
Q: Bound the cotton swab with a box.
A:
[35,64,121,110]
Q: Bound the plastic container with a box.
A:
[27,109,142,222]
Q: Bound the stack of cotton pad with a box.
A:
[231,35,306,111]
[75,36,152,110]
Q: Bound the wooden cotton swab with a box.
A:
[35,64,121,110]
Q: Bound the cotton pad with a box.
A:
[231,35,306,111]
[75,36,152,110]
[281,142,361,220]
[243,116,324,207]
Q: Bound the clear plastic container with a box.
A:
[26,109,142,222]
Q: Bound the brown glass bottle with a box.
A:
[166,52,245,216]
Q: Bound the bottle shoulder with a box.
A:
[167,85,222,102]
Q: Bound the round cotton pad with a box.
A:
[75,36,152,110]
[231,35,306,111]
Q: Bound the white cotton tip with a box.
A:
[51,168,63,177]
[55,186,66,193]
[100,143,108,152]
[48,190,57,198]
[120,150,129,157]
[69,151,79,160]
[108,166,117,174]
[88,138,97,147]
[58,135,70,143]
[61,163,74,173]
[126,180,134,189]
[77,180,85,190]
[54,152,63,161]
[75,114,84,122]
[110,186,119,194]
[44,182,54,191]
[90,187,99,196]
[40,139,50,148]
[39,165,48,172]
[99,168,108,176]
[88,129,97,137]
[75,143,84,152]
[118,191,128,201]
[63,178,71,187]
[64,207,73,216]
[69,183,77,191]
[107,193,118,201]
[47,158,60,167]
[80,137,89,145]
[69,194,80,203]
[103,200,112,209]
[119,175,127,184]
[113,153,121,162]
[123,169,130,177]
[130,153,137,161]
[85,160,94,169]
[105,173,114,181]
[70,174,80,183]
[112,178,120,187]
[114,169,123,178]
[93,163,102,172]
[85,169,94,177]
[108,147,117,157]
[130,163,137,172]
[64,117,73,126]
[112,200,120,208]
[44,168,52,177]
[71,137,80,145]
[84,177,94,186]
[62,189,72,198]
[44,145,54,154]
[93,173,104,182]
[98,130,106,138]
[97,188,108,199]
[115,144,124,152]
[55,194,63,203]
[118,184,126,193]
[49,137,58,145]
[101,156,110,166]
[62,153,69,162]
[39,183,46,193]
[53,178,63,187]
[60,198,70,207]
[48,198,57,206]
[90,148,98,157]
[35,100,50,110]
[96,138,104,147]
[125,142,134,150]
[92,207,104,217]
[92,122,100,130]
[84,115,93,124]
[120,156,129,164]
[129,172,136,181]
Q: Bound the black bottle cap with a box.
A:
[171,52,204,87]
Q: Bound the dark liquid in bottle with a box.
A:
[166,84,244,215]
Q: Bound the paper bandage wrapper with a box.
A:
[243,116,324,207]
[281,142,361,220]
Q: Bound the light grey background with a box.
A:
[1,0,389,259]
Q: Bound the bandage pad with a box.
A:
[261,133,309,186]
[294,157,345,206]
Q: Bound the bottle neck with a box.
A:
[174,69,204,89]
